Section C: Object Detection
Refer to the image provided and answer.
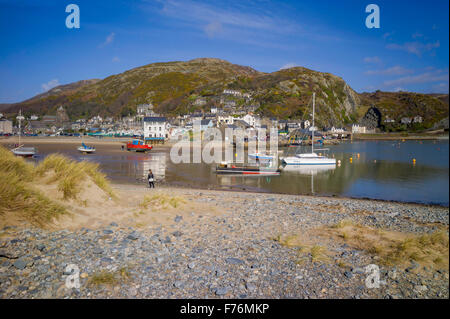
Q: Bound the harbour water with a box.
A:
[9,139,449,206]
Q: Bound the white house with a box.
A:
[331,127,345,134]
[144,117,167,138]
[217,115,235,126]
[352,124,367,134]
[413,116,423,123]
[0,119,13,134]
[137,104,155,118]
[240,114,257,128]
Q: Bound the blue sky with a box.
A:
[0,0,448,103]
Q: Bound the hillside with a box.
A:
[359,91,449,130]
[2,58,448,128]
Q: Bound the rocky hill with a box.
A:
[2,58,448,128]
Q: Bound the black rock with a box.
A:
[13,259,27,270]
[215,287,229,296]
[127,233,139,241]
[344,271,353,279]
[172,231,183,238]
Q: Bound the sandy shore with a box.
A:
[0,183,448,299]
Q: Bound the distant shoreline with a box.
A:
[352,131,448,140]
[1,132,448,146]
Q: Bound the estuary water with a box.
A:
[11,139,449,206]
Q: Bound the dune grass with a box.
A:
[139,192,186,210]
[0,145,114,226]
[0,171,67,227]
[0,148,66,226]
[36,154,115,200]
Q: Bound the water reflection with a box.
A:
[282,164,337,175]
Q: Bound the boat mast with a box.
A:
[312,92,315,154]
[16,109,24,146]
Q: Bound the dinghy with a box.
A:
[78,142,96,153]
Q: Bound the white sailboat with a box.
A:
[281,93,336,166]
[11,110,36,157]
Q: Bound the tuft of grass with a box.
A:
[140,192,186,210]
[88,271,118,286]
[88,267,131,287]
[310,245,330,263]
[332,219,354,229]
[327,221,449,269]
[272,233,330,264]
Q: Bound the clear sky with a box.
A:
[0,0,448,103]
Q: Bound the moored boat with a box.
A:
[12,146,36,157]
[77,142,96,153]
[215,162,280,175]
[11,110,37,157]
[282,93,336,167]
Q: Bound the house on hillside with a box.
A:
[352,124,367,134]
[217,115,235,127]
[0,119,12,134]
[413,116,423,123]
[42,115,57,124]
[401,117,412,125]
[137,104,155,118]
[193,119,214,131]
[240,114,257,128]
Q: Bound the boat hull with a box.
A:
[216,166,280,175]
[282,156,336,165]
[12,147,36,157]
[77,147,96,153]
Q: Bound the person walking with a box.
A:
[147,169,155,188]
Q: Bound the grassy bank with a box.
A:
[0,146,114,227]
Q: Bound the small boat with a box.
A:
[12,146,36,157]
[282,152,336,166]
[126,139,153,152]
[11,110,36,157]
[215,162,281,175]
[248,152,276,162]
[77,142,96,153]
[282,93,336,167]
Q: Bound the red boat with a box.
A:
[126,139,153,152]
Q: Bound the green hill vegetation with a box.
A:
[3,58,448,129]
